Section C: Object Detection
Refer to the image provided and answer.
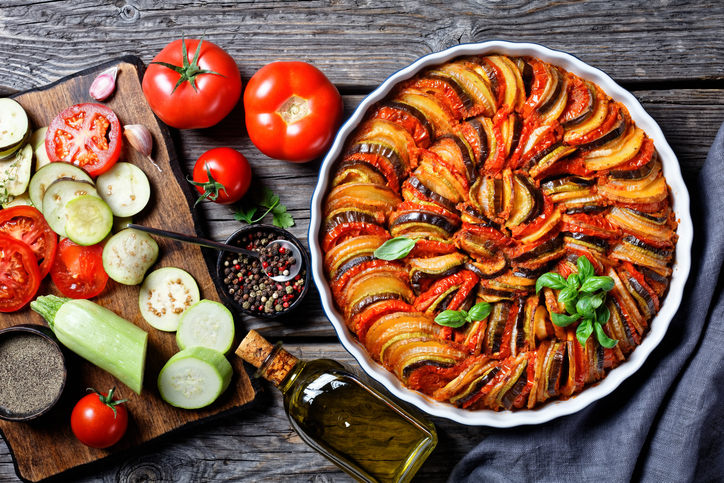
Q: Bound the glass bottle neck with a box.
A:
[255,341,300,390]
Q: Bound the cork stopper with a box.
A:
[236,330,298,386]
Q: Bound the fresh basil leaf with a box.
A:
[558,287,578,306]
[576,296,595,317]
[577,256,595,284]
[580,275,615,293]
[567,273,581,291]
[594,321,618,348]
[468,302,492,322]
[434,310,468,328]
[535,273,567,293]
[551,312,581,327]
[566,302,578,315]
[590,292,605,310]
[596,305,611,326]
[374,237,416,261]
[576,319,594,347]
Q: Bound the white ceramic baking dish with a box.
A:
[309,41,693,427]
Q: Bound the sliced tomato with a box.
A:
[0,234,41,312]
[0,206,57,278]
[50,238,108,299]
[46,103,122,177]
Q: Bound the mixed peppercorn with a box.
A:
[222,230,306,315]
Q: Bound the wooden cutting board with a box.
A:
[0,56,258,483]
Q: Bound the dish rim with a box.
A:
[308,40,693,427]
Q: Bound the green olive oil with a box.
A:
[237,331,437,483]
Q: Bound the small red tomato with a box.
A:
[70,388,128,449]
[189,147,252,205]
[244,61,343,163]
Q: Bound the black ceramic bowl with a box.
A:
[216,225,310,319]
[0,324,67,422]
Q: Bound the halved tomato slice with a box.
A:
[46,103,122,177]
[0,205,57,278]
[0,234,41,312]
[50,238,108,299]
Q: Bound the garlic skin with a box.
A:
[124,124,162,172]
[89,66,118,101]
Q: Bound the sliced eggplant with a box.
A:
[404,176,458,213]
[466,117,489,163]
[609,153,657,180]
[382,101,434,142]
[561,80,595,128]
[465,256,508,279]
[347,141,407,179]
[434,133,477,183]
[425,71,475,111]
[0,98,30,159]
[512,235,564,263]
[562,231,609,251]
[389,210,460,237]
[0,143,33,200]
[577,110,628,152]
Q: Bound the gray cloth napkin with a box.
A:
[449,122,724,483]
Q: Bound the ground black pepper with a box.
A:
[222,230,306,315]
[0,333,64,415]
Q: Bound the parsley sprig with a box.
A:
[535,256,618,348]
[434,302,492,328]
[234,187,295,229]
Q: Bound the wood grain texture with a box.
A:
[0,58,257,483]
[0,0,723,93]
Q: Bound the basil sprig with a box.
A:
[536,256,618,348]
[435,302,493,328]
[374,237,416,261]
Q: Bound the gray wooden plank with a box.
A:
[0,343,490,483]
[0,0,722,93]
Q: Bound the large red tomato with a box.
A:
[50,238,108,299]
[46,103,122,177]
[142,36,242,129]
[244,61,343,163]
[190,147,252,205]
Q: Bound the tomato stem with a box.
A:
[150,32,226,94]
[187,162,228,206]
[88,387,128,419]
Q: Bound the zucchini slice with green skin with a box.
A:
[28,127,47,151]
[42,178,99,237]
[2,191,33,209]
[177,300,235,353]
[34,143,51,172]
[0,98,30,157]
[30,295,148,394]
[65,195,114,246]
[139,267,200,332]
[102,228,159,285]
[31,162,94,213]
[157,346,232,409]
[0,143,33,201]
[96,162,151,217]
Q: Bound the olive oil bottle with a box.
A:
[237,330,437,483]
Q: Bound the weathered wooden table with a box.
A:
[0,1,722,481]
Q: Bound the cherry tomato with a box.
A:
[0,206,57,278]
[0,234,41,312]
[70,388,128,449]
[142,36,242,129]
[190,147,252,205]
[50,238,108,299]
[244,61,343,163]
[46,103,122,177]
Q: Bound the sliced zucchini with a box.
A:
[29,163,93,212]
[65,195,114,246]
[0,144,33,202]
[2,191,33,209]
[139,267,200,332]
[177,300,235,354]
[0,98,30,158]
[96,162,151,217]
[34,143,51,172]
[28,127,48,151]
[157,346,232,409]
[42,178,99,237]
[103,228,159,285]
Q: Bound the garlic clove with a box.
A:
[89,66,118,101]
[124,124,162,172]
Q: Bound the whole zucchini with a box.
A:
[31,295,148,394]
